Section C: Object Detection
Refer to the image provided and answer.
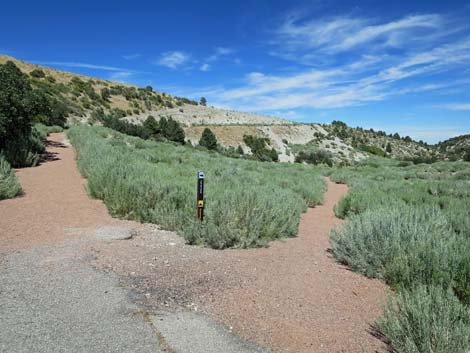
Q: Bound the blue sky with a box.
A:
[1,0,470,142]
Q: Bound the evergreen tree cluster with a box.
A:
[98,112,186,144]
[243,134,279,162]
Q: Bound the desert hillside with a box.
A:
[437,134,470,161]
[2,55,466,164]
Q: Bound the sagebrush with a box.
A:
[328,158,470,352]
[377,286,470,353]
[68,125,325,248]
[0,155,22,200]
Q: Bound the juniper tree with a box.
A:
[199,128,217,150]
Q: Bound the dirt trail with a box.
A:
[0,133,128,251]
[91,181,388,352]
[0,133,387,353]
[203,179,388,352]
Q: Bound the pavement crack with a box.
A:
[136,311,179,353]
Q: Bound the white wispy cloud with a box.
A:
[195,13,470,113]
[122,53,141,60]
[108,71,133,82]
[207,46,236,62]
[200,63,211,71]
[196,47,237,70]
[442,103,470,110]
[32,61,133,72]
[201,37,470,112]
[156,51,190,69]
[154,47,234,71]
[276,13,443,55]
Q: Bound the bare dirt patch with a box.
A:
[0,133,138,251]
[88,179,388,353]
[0,133,387,352]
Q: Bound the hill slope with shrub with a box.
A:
[2,55,467,165]
[437,134,470,161]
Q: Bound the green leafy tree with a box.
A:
[199,97,207,106]
[199,128,217,150]
[0,61,34,144]
[0,61,49,166]
[386,142,392,154]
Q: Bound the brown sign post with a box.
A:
[197,171,205,221]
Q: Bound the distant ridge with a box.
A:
[1,55,468,163]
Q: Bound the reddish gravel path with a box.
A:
[0,133,388,352]
[0,133,127,251]
[92,182,388,352]
[203,179,388,353]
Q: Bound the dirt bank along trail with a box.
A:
[0,133,387,353]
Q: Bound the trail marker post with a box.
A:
[197,171,205,222]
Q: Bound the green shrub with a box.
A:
[143,116,160,137]
[1,129,44,168]
[199,128,218,150]
[329,160,470,353]
[377,286,470,353]
[243,134,278,162]
[359,144,386,157]
[404,155,438,164]
[161,117,185,143]
[330,206,468,293]
[0,61,61,166]
[101,88,111,101]
[0,61,37,155]
[0,155,22,200]
[103,115,149,140]
[30,69,45,78]
[295,149,333,166]
[34,123,64,139]
[67,125,325,249]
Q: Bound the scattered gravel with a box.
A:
[88,180,388,353]
[95,226,135,240]
[0,133,388,353]
[0,133,270,353]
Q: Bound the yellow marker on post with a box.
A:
[197,171,205,221]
